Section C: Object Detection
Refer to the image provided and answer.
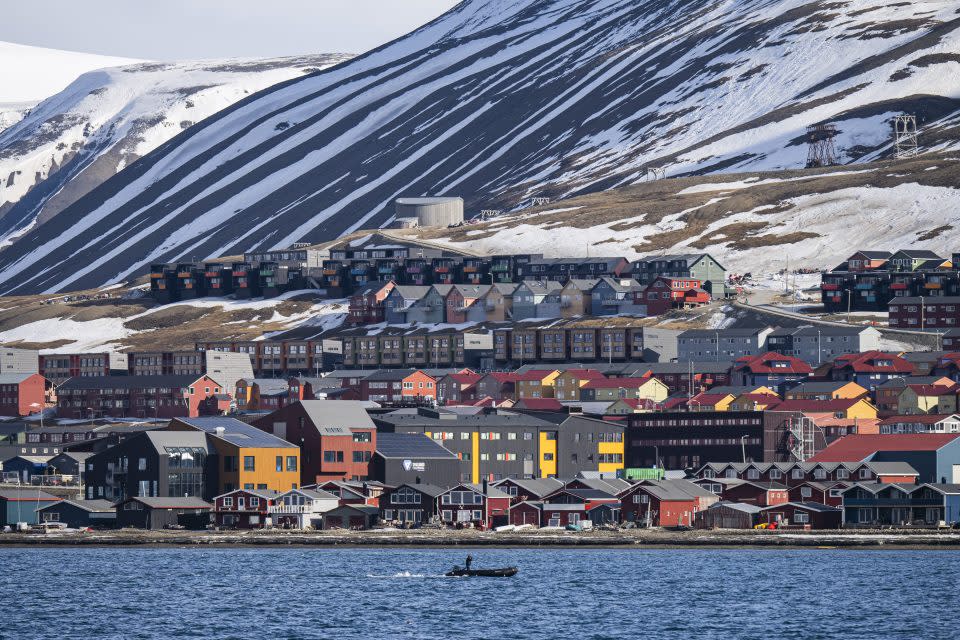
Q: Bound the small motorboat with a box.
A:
[445,566,518,578]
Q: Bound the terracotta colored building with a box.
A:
[0,373,47,417]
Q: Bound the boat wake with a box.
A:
[366,571,456,579]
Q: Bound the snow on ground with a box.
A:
[0,41,140,103]
[0,291,347,353]
[441,182,960,274]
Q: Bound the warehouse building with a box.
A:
[395,197,464,227]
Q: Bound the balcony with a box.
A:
[269,505,317,514]
[434,267,450,273]
[491,263,510,272]
[925,283,942,290]
[406,266,422,274]
[820,284,839,291]
[463,266,477,273]
[150,273,165,279]
[889,283,908,290]
[855,283,876,290]
[231,271,247,277]
[177,272,192,278]
[350,268,368,276]
[322,269,339,276]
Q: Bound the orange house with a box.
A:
[401,370,438,402]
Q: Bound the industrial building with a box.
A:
[395,197,464,227]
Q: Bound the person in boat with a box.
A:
[465,554,473,570]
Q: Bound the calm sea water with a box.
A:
[2,547,958,639]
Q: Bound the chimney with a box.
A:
[214,426,225,437]
[415,475,421,484]
[482,478,488,495]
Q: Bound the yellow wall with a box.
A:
[237,446,301,492]
[638,379,669,402]
[539,431,557,477]
[472,431,480,484]
[598,441,624,475]
[844,399,879,420]
[713,395,735,411]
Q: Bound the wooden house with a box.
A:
[439,483,512,529]
[115,496,212,530]
[760,502,842,529]
[212,488,279,529]
[322,504,380,529]
[379,483,447,525]
[268,487,340,528]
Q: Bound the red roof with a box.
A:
[735,393,782,406]
[833,351,914,374]
[906,384,958,396]
[583,376,657,389]
[773,398,868,413]
[472,396,497,407]
[809,434,960,462]
[617,398,658,410]
[690,392,734,404]
[514,398,563,410]
[661,396,688,410]
[734,352,813,374]
[484,372,520,383]
[447,372,483,385]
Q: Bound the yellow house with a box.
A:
[582,376,669,403]
[167,417,301,494]
[553,369,606,401]
[729,393,782,412]
[899,384,959,415]
[516,369,561,399]
[687,392,736,412]
[784,381,868,401]
[776,397,879,420]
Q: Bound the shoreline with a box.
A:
[4,529,960,549]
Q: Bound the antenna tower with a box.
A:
[893,114,918,159]
[805,124,839,168]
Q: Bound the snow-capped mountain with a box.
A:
[1,0,960,294]
[0,41,139,104]
[0,53,353,248]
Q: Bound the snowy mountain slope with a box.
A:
[1,0,960,293]
[0,41,140,104]
[411,155,960,274]
[0,53,352,248]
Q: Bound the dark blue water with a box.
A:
[2,547,958,639]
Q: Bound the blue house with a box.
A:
[589,277,639,316]
[841,482,960,526]
[384,285,431,324]
[731,352,813,392]
[0,488,60,526]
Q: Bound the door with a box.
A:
[952,464,960,484]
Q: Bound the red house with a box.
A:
[759,502,842,529]
[253,400,378,484]
[788,481,848,507]
[212,488,278,529]
[509,501,588,528]
[439,483,512,529]
[731,352,813,389]
[0,373,47,417]
[56,374,229,419]
[347,281,395,324]
[620,482,698,527]
[638,276,710,316]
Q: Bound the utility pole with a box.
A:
[921,296,925,332]
[817,329,822,366]
[846,290,852,324]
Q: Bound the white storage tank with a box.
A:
[395,197,464,227]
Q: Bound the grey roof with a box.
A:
[392,483,448,498]
[375,432,457,459]
[246,378,290,395]
[51,451,94,462]
[633,362,735,375]
[866,461,919,476]
[279,487,339,501]
[768,326,871,337]
[876,376,946,389]
[142,430,210,453]
[37,499,115,513]
[459,483,511,499]
[492,477,564,498]
[652,479,719,500]
[299,400,377,434]
[893,249,943,259]
[633,482,698,501]
[216,488,282,500]
[173,417,297,448]
[853,251,892,259]
[126,496,212,509]
[0,373,35,384]
[594,276,639,293]
[375,410,554,429]
[452,284,491,297]
[552,488,617,500]
[493,283,519,295]
[570,476,633,494]
[0,488,59,501]
[761,501,841,513]
[517,280,564,294]
[391,285,431,299]
[58,374,205,390]
[362,369,417,382]
[679,327,770,338]
[710,501,763,514]
[326,504,380,515]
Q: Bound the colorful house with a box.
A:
[553,369,607,401]
[784,381,868,401]
[638,276,710,316]
[579,376,669,403]
[346,281,395,325]
[829,351,915,391]
[731,352,813,390]
[897,384,959,415]
[515,369,561,399]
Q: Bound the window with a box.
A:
[746,469,759,480]
[800,487,812,498]
[323,451,344,463]
[223,497,234,507]
[244,456,255,471]
[276,456,283,472]
[138,457,147,471]
[794,512,809,524]
[769,469,782,480]
[286,456,297,472]
[792,468,804,479]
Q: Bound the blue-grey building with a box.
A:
[589,277,640,316]
[0,488,60,526]
[384,285,431,324]
[841,482,960,526]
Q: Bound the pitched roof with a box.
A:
[391,483,448,498]
[174,417,297,448]
[298,400,377,434]
[582,376,655,389]
[761,501,841,513]
[514,370,558,382]
[0,488,59,501]
[492,477,564,498]
[557,369,607,380]
[36,499,115,513]
[374,433,457,459]
[0,373,36,384]
[772,398,870,413]
[867,461,919,476]
[734,352,813,374]
[125,496,212,509]
[877,414,960,426]
[810,434,960,462]
[58,374,207,390]
[833,351,914,373]
[905,384,958,396]
[513,398,564,410]
[787,381,863,394]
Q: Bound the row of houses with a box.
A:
[818,248,960,329]
[351,275,712,326]
[149,233,728,303]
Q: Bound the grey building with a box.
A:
[203,351,255,395]
[384,286,431,324]
[634,327,680,362]
[395,197,464,227]
[0,348,38,375]
[678,327,773,361]
[369,432,460,487]
[590,277,641,316]
[114,496,212,530]
[513,281,563,320]
[765,326,881,365]
[405,285,452,324]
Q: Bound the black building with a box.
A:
[626,410,817,471]
[369,432,460,487]
[84,431,215,503]
[36,499,116,528]
[114,496,212,529]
